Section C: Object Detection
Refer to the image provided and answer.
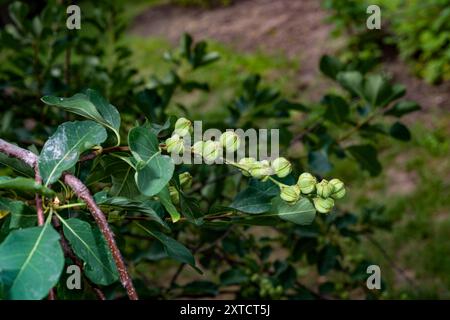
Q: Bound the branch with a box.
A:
[0,139,138,300]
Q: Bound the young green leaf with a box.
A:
[59,217,119,286]
[0,221,64,299]
[38,121,107,186]
[41,89,121,145]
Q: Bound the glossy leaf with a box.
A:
[273,197,316,225]
[41,89,121,145]
[135,155,175,197]
[128,126,159,163]
[60,217,119,286]
[38,121,107,186]
[230,184,274,214]
[0,222,64,300]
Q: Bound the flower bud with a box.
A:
[249,160,273,180]
[220,131,240,152]
[313,197,334,213]
[202,140,221,162]
[297,172,317,194]
[168,186,180,205]
[280,185,301,204]
[271,157,292,178]
[179,172,192,190]
[329,178,346,199]
[238,157,257,176]
[173,117,193,137]
[166,134,184,154]
[316,179,334,198]
[192,141,204,155]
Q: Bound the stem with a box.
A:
[0,138,138,300]
[56,202,86,210]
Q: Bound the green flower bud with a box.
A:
[220,131,240,152]
[271,157,292,178]
[166,134,184,154]
[329,178,346,199]
[169,186,180,205]
[179,172,192,190]
[238,157,257,176]
[297,172,317,194]
[313,197,334,213]
[280,184,301,204]
[192,141,204,155]
[202,140,221,162]
[316,179,334,198]
[173,117,193,137]
[249,160,273,180]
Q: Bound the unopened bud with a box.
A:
[313,197,334,213]
[166,134,184,154]
[316,179,334,198]
[271,157,292,178]
[238,157,257,176]
[173,117,193,137]
[202,140,221,162]
[280,185,301,204]
[249,160,273,180]
[329,178,346,199]
[220,131,240,152]
[192,141,204,155]
[169,186,180,205]
[297,172,317,194]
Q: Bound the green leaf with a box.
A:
[95,196,167,228]
[0,153,34,177]
[318,245,340,275]
[319,55,344,79]
[128,126,159,163]
[389,121,411,141]
[102,156,139,198]
[59,217,119,286]
[273,197,316,225]
[0,221,64,299]
[135,155,174,197]
[230,184,274,214]
[136,223,200,272]
[363,74,392,107]
[41,89,121,145]
[385,101,421,117]
[220,269,248,286]
[0,177,55,197]
[38,121,107,186]
[308,149,332,175]
[0,198,36,230]
[346,144,382,176]
[337,71,364,98]
[322,94,350,124]
[158,187,180,222]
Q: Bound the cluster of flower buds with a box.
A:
[236,156,292,181]
[279,173,346,213]
[165,118,193,154]
[192,131,241,162]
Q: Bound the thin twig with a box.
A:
[0,138,138,300]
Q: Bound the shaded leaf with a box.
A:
[0,177,54,197]
[385,101,421,117]
[272,197,316,225]
[346,144,382,176]
[389,121,411,141]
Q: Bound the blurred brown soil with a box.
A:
[131,0,450,115]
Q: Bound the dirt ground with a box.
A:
[131,0,450,113]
